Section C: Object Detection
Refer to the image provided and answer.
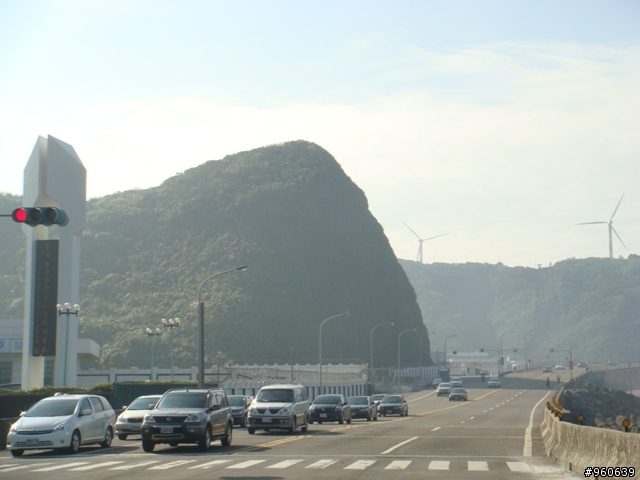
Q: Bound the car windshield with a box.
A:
[347,397,368,405]
[313,395,341,404]
[26,399,79,417]
[451,388,465,393]
[439,383,450,388]
[382,396,402,403]
[157,393,207,409]
[370,394,385,401]
[128,397,159,410]
[256,389,293,403]
[229,397,247,407]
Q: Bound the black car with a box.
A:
[308,394,351,424]
[140,388,233,452]
[378,395,408,416]
[347,396,378,421]
[228,395,252,427]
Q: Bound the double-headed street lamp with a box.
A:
[500,331,514,376]
[318,311,351,391]
[57,303,80,386]
[161,318,180,380]
[398,328,417,373]
[443,334,458,367]
[145,327,161,380]
[370,322,394,384]
[197,265,247,388]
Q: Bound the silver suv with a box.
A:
[140,388,232,452]
[247,384,309,434]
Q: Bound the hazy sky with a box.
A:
[1,0,638,267]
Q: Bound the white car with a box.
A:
[115,394,161,440]
[450,377,463,387]
[7,393,116,456]
[555,364,566,370]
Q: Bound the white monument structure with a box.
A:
[20,135,89,389]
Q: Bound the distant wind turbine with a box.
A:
[576,193,628,259]
[402,221,448,263]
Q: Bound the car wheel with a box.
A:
[248,427,256,435]
[117,434,128,441]
[367,413,371,421]
[338,414,344,425]
[142,439,155,452]
[221,422,233,447]
[100,427,113,448]
[68,430,81,454]
[309,419,314,424]
[318,421,323,424]
[300,415,308,433]
[10,449,24,457]
[198,425,212,451]
[288,416,297,434]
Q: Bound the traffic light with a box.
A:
[11,207,69,227]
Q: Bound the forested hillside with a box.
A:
[400,257,640,364]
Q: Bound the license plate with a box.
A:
[320,414,328,418]
[160,426,173,433]
[262,417,272,423]
[131,425,140,431]
[26,439,38,446]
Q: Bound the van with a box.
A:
[247,384,309,434]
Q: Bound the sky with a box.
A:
[1,0,638,267]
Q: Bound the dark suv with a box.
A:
[140,388,233,452]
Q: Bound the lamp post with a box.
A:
[145,327,161,380]
[318,311,351,392]
[161,318,181,380]
[57,303,80,386]
[398,328,417,373]
[500,331,514,376]
[197,265,247,388]
[443,334,457,368]
[370,322,394,385]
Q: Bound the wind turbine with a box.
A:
[402,221,448,263]
[576,193,628,259]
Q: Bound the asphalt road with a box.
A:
[0,370,582,479]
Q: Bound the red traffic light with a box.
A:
[11,207,69,227]
[11,208,28,223]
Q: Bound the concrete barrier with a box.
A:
[541,407,640,474]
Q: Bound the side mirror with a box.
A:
[81,408,93,416]
[208,405,221,412]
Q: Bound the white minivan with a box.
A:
[247,384,309,435]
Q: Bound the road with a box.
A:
[0,370,581,479]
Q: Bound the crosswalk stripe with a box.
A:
[429,460,450,470]
[226,460,267,469]
[267,460,304,469]
[306,459,338,469]
[32,462,89,471]
[386,460,412,470]
[507,461,532,472]
[189,460,233,469]
[149,460,196,470]
[345,460,376,470]
[110,460,160,470]
[69,461,125,471]
[468,461,489,471]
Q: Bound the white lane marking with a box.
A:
[0,465,32,472]
[469,416,475,420]
[32,462,89,471]
[429,460,450,470]
[111,460,160,470]
[188,460,233,469]
[345,460,376,470]
[149,460,196,470]
[381,436,418,454]
[306,459,338,469]
[69,461,125,471]
[508,461,532,472]
[431,426,441,431]
[267,459,304,469]
[226,460,266,469]
[468,461,489,471]
[386,460,412,470]
[524,391,551,457]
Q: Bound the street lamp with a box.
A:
[57,303,80,386]
[161,318,181,380]
[370,322,394,385]
[145,327,161,380]
[500,331,514,376]
[443,334,458,367]
[197,265,247,387]
[318,311,351,392]
[398,328,417,373]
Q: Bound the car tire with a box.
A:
[221,422,233,447]
[142,439,155,452]
[338,414,344,425]
[248,427,256,435]
[68,430,81,454]
[10,449,24,457]
[100,427,113,448]
[367,413,371,421]
[301,416,308,433]
[198,426,212,451]
[117,434,128,441]
[346,415,351,424]
[288,416,297,434]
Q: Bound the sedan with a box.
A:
[228,395,253,427]
[436,382,452,396]
[7,393,116,456]
[378,395,408,416]
[450,377,463,388]
[449,388,468,401]
[542,366,552,373]
[347,396,377,421]
[115,394,161,440]
[487,378,501,388]
[308,394,351,424]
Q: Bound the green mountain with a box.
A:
[400,257,640,364]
